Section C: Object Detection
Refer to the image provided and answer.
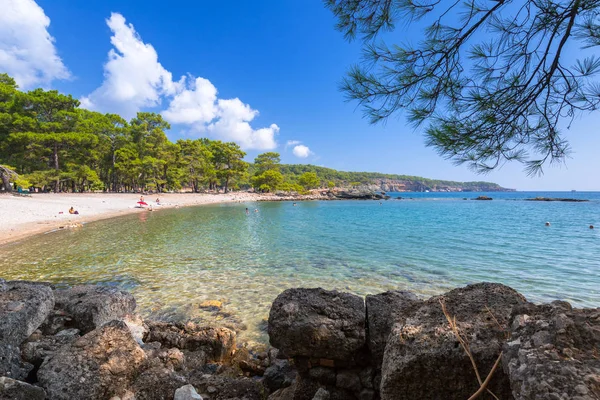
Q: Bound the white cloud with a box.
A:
[163,77,217,124]
[206,98,279,150]
[285,140,301,149]
[293,144,312,158]
[80,13,182,118]
[0,0,70,89]
[81,13,279,150]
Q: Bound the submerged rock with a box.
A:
[0,376,45,400]
[525,197,589,202]
[54,285,136,334]
[37,320,147,400]
[199,300,223,311]
[0,280,54,347]
[268,288,365,363]
[503,301,600,399]
[380,282,526,400]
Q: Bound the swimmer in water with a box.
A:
[254,209,259,212]
[545,222,551,226]
[245,208,249,214]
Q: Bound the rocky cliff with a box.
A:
[366,178,513,192]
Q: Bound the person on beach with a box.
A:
[156,198,160,205]
[140,195,144,202]
[68,207,79,215]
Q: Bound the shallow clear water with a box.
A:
[1,191,599,344]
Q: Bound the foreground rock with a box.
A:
[504,301,600,399]
[268,288,366,363]
[0,280,54,346]
[38,320,147,400]
[54,285,136,333]
[365,290,422,370]
[188,373,264,400]
[0,345,32,381]
[380,283,526,399]
[0,280,54,379]
[145,321,236,362]
[0,376,45,400]
[174,384,203,400]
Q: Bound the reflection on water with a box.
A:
[1,193,600,343]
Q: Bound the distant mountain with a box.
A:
[278,164,514,192]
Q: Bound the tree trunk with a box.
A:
[1,172,11,192]
[224,175,229,193]
[53,143,60,193]
[111,150,117,192]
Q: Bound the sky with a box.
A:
[0,0,598,191]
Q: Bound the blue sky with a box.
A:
[1,0,599,190]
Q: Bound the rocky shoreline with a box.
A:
[1,280,598,399]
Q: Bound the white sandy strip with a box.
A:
[0,192,265,245]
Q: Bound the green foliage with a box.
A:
[254,152,280,174]
[0,73,251,193]
[327,0,599,174]
[298,172,321,190]
[252,169,284,192]
[0,72,507,193]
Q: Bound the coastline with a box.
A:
[0,192,275,246]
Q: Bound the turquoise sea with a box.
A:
[1,191,599,343]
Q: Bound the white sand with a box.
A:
[0,192,265,245]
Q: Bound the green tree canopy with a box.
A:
[254,152,281,174]
[298,171,321,190]
[326,0,600,174]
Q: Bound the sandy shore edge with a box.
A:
[0,192,269,246]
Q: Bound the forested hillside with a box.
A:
[0,73,509,193]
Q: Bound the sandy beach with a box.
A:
[0,192,266,246]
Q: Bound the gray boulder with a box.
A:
[0,280,54,346]
[0,344,32,381]
[365,290,422,368]
[0,376,45,400]
[268,288,365,362]
[174,384,203,400]
[145,321,236,362]
[129,366,187,400]
[188,373,264,400]
[21,328,80,368]
[263,359,297,391]
[503,301,600,399]
[37,320,147,400]
[54,285,136,334]
[380,282,526,400]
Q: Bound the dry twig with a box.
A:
[439,299,502,400]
